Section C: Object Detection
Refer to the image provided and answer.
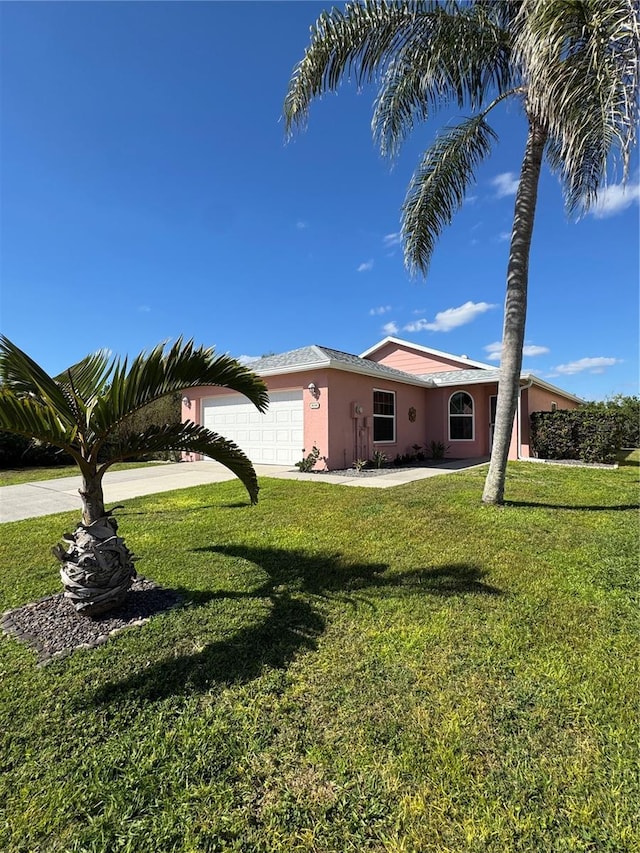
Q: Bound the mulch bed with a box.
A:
[1,577,182,665]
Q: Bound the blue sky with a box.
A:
[1,1,638,401]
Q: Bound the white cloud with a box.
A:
[523,344,550,358]
[369,305,391,316]
[137,305,151,313]
[589,181,640,218]
[357,259,374,272]
[485,341,550,361]
[491,172,520,198]
[237,354,260,364]
[404,319,432,332]
[383,232,402,248]
[465,194,478,204]
[497,231,511,242]
[552,356,621,376]
[405,300,497,333]
[484,341,503,361]
[382,321,399,335]
[296,220,308,229]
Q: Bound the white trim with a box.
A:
[430,371,584,405]
[448,390,475,442]
[360,336,495,370]
[521,374,584,405]
[372,388,396,444]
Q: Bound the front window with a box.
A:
[449,391,474,441]
[373,390,395,442]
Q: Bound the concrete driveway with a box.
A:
[0,459,488,523]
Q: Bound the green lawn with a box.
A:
[617,447,640,466]
[1,463,638,852]
[0,461,159,487]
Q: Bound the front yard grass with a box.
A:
[0,461,159,487]
[1,463,638,852]
[617,447,640,466]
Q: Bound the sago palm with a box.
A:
[0,336,269,615]
[284,0,639,503]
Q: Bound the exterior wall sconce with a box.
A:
[307,382,320,399]
[182,396,191,409]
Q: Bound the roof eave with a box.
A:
[520,374,585,405]
[256,358,434,387]
[360,335,495,370]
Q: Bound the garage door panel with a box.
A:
[202,390,304,466]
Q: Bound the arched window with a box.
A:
[449,391,474,441]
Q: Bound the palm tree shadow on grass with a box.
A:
[89,546,501,706]
[504,500,639,512]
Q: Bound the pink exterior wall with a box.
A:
[181,369,553,468]
[366,341,482,375]
[423,384,500,458]
[324,371,428,469]
[520,385,581,458]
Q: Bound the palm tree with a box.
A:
[284,0,639,504]
[0,336,269,615]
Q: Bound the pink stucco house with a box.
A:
[181,337,582,469]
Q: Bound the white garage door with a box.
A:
[202,390,304,465]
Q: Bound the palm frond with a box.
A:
[55,349,114,400]
[402,113,498,275]
[0,336,75,422]
[90,338,268,440]
[0,389,80,457]
[516,0,640,214]
[373,3,514,157]
[285,1,441,137]
[103,421,261,504]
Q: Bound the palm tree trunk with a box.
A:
[53,469,137,615]
[79,471,106,525]
[482,116,547,505]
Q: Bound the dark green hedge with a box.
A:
[0,432,74,469]
[530,409,625,464]
[590,395,639,448]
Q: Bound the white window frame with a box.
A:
[373,389,396,444]
[448,391,475,442]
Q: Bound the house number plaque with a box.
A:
[309,402,320,409]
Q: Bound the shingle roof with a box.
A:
[240,346,583,403]
[418,368,502,385]
[244,345,434,386]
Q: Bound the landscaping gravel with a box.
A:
[0,577,182,665]
[310,467,395,477]
[307,461,452,478]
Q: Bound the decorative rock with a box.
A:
[0,578,182,664]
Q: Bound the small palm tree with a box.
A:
[284,0,639,504]
[0,336,268,615]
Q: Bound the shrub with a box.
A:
[0,431,74,469]
[530,409,625,464]
[586,395,639,448]
[295,446,320,472]
[98,393,182,462]
[428,440,449,460]
[371,450,387,469]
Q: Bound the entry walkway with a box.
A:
[0,459,488,523]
